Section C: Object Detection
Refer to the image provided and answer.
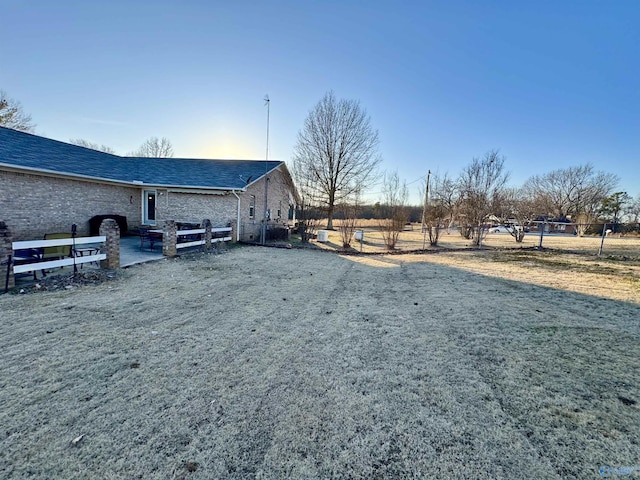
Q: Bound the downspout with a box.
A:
[232,189,241,242]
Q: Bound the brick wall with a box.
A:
[156,190,237,228]
[0,170,141,240]
[152,168,295,242]
[242,168,294,226]
[1,166,297,243]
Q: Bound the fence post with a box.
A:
[598,223,607,256]
[163,220,177,257]
[0,222,15,291]
[202,219,212,251]
[99,219,120,269]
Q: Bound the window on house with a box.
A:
[249,195,255,219]
[277,201,282,219]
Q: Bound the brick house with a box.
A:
[0,126,297,241]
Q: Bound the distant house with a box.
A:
[529,217,577,235]
[0,126,297,241]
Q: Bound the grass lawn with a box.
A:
[0,246,638,479]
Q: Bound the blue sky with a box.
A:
[2,0,638,203]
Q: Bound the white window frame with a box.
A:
[249,195,256,219]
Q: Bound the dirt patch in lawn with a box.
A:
[1,246,638,479]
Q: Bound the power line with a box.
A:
[406,173,428,186]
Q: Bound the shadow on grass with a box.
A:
[0,248,638,479]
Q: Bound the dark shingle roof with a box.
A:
[0,126,282,190]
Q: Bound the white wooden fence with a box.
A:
[12,236,106,275]
[176,228,206,250]
[175,227,232,250]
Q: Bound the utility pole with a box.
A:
[262,95,270,245]
[420,170,431,232]
[421,170,431,249]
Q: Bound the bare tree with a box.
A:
[524,164,618,235]
[337,191,362,249]
[0,90,35,132]
[292,161,323,243]
[70,138,116,154]
[437,175,459,232]
[378,171,408,250]
[132,137,174,157]
[423,176,463,235]
[495,187,539,242]
[422,173,454,246]
[457,150,509,246]
[293,91,381,230]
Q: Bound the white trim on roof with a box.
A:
[243,161,285,188]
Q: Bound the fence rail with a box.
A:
[12,236,105,250]
[211,226,233,244]
[176,228,205,250]
[175,227,232,250]
[12,236,106,274]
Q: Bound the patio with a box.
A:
[119,234,163,267]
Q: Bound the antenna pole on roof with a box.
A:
[262,95,270,245]
[264,94,270,161]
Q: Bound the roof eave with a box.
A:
[0,163,137,188]
[0,163,247,192]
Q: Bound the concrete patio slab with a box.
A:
[119,235,164,267]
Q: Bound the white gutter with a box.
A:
[232,189,241,242]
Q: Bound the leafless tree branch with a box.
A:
[457,150,510,246]
[132,137,174,157]
[0,90,35,132]
[523,164,618,235]
[293,91,381,230]
[378,171,409,250]
[70,138,116,154]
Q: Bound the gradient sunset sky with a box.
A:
[2,1,638,203]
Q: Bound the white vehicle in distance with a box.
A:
[489,225,529,234]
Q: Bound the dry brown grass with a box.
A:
[312,226,640,304]
[1,245,639,479]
